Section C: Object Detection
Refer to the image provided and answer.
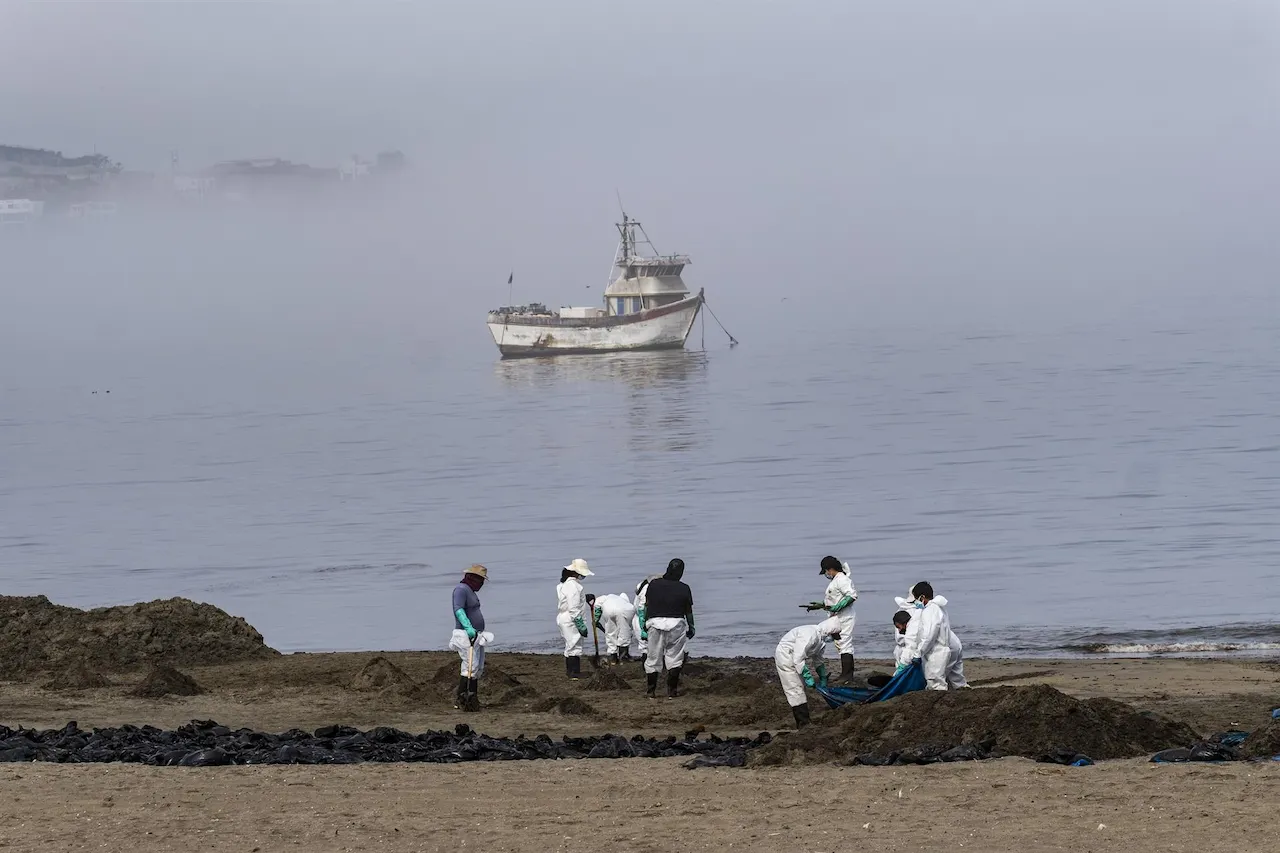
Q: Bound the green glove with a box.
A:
[827,595,854,614]
[802,665,815,688]
[574,616,587,637]
[894,663,907,675]
[816,663,829,686]
[637,607,647,639]
[593,606,603,626]
[455,609,477,640]
[686,610,695,640]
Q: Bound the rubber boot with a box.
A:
[454,676,468,710]
[791,702,811,729]
[619,648,632,662]
[569,656,582,680]
[666,666,682,699]
[645,672,659,698]
[640,652,647,665]
[839,653,856,682]
[564,657,573,678]
[608,651,619,666]
[464,678,480,712]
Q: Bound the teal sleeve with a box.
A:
[637,607,646,629]
[593,606,603,623]
[828,595,854,613]
[455,609,474,633]
[574,616,587,634]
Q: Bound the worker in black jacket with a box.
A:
[637,558,695,699]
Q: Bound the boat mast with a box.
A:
[604,212,634,304]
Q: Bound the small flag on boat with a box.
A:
[508,272,513,284]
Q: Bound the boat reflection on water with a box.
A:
[494,350,709,452]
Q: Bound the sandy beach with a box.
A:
[2,651,1278,852]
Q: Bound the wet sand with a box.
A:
[2,653,1278,852]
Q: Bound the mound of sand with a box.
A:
[582,669,631,691]
[430,662,521,688]
[0,595,278,678]
[40,660,113,691]
[530,696,597,716]
[487,684,541,708]
[350,656,429,700]
[1240,719,1280,759]
[752,684,1200,765]
[131,665,205,698]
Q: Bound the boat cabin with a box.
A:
[601,214,691,317]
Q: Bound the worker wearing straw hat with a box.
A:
[449,564,493,711]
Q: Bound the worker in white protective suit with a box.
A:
[774,616,843,729]
[555,558,593,680]
[892,609,913,674]
[632,574,662,663]
[585,592,636,664]
[818,556,857,681]
[904,581,968,690]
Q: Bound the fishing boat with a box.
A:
[486,213,704,358]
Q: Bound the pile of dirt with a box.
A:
[349,657,430,701]
[40,660,113,691]
[582,669,631,691]
[487,684,541,708]
[530,696,598,716]
[131,665,205,699]
[1240,719,1280,759]
[0,595,278,678]
[752,685,1200,765]
[430,661,521,688]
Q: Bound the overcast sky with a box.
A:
[2,0,1278,364]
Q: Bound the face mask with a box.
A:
[913,601,925,609]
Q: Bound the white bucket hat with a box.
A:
[564,558,594,577]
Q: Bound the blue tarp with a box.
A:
[816,659,927,710]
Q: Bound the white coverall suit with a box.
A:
[823,563,857,656]
[909,596,966,690]
[633,576,660,657]
[894,595,921,674]
[594,593,636,656]
[774,618,841,708]
[555,577,588,657]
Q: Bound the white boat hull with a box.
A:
[487,291,703,358]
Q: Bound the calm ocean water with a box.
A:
[2,221,1279,660]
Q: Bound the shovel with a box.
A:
[464,637,480,712]
[589,616,601,669]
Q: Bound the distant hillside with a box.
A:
[0,144,116,171]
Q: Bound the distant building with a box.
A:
[172,174,217,198]
[0,198,45,226]
[339,156,372,181]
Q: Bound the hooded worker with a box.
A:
[639,558,695,699]
[774,616,843,729]
[892,609,913,674]
[586,592,637,664]
[449,564,494,711]
[905,581,967,690]
[818,556,857,680]
[555,558,593,679]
